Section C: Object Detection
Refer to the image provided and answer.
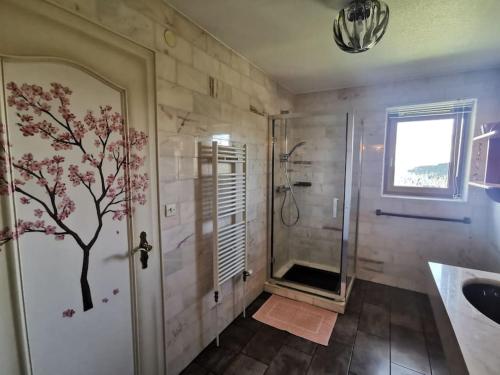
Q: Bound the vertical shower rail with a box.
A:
[207,141,249,346]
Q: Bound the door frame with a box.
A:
[0,1,165,374]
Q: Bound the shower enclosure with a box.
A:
[268,111,363,302]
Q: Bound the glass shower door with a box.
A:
[271,112,353,298]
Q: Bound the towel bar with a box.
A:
[375,209,471,224]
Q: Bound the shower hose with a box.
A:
[280,162,300,227]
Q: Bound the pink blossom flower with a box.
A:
[36,178,48,187]
[113,211,125,221]
[56,196,75,220]
[62,308,75,318]
[54,182,67,197]
[68,164,81,187]
[45,226,56,235]
[0,227,13,242]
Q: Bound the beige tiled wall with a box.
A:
[295,69,500,292]
[43,0,293,373]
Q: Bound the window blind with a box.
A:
[387,99,476,118]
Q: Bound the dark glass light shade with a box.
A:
[333,0,389,53]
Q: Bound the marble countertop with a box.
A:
[429,262,500,375]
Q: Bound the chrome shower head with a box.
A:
[280,141,306,162]
[288,141,306,156]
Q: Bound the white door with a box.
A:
[0,1,164,375]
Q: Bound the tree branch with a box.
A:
[57,97,89,156]
[102,209,119,217]
[98,158,125,205]
[86,216,103,251]
[14,186,86,250]
[15,121,78,147]
[18,94,87,155]
[12,163,43,181]
[74,172,98,203]
[23,229,68,236]
[101,188,126,214]
[96,118,113,196]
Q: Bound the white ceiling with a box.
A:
[166,0,500,94]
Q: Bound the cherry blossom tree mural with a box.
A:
[0,82,149,311]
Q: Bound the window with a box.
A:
[383,100,475,199]
[212,133,230,146]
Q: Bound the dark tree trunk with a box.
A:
[81,248,93,311]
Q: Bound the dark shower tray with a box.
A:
[281,264,340,293]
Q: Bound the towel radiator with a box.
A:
[203,141,250,346]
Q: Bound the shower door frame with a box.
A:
[267,111,361,301]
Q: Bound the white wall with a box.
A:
[295,69,500,292]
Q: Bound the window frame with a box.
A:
[383,103,473,200]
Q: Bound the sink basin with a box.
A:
[463,282,500,325]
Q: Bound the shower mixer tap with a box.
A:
[276,185,291,193]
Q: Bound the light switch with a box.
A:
[165,204,177,217]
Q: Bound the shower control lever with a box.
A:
[276,185,291,193]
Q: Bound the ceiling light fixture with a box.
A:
[333,0,389,53]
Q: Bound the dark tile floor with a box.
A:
[181,280,449,375]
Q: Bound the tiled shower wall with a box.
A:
[295,69,500,292]
[43,0,293,373]
[271,114,362,283]
[284,116,347,270]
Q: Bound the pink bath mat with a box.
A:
[253,294,337,345]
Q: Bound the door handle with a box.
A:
[138,231,153,269]
[332,198,339,219]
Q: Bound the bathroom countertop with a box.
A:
[429,262,500,375]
